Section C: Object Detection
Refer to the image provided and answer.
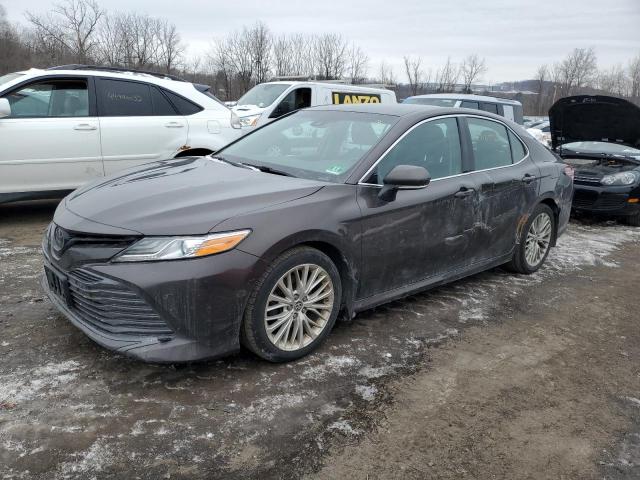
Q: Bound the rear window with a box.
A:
[163,90,203,115]
[97,79,153,116]
[403,97,457,107]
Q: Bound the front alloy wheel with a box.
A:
[241,247,342,362]
[265,264,335,351]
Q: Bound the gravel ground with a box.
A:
[0,199,639,479]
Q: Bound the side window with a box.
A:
[151,87,177,115]
[5,79,88,118]
[163,90,203,115]
[508,131,527,162]
[270,88,312,118]
[368,117,462,184]
[97,79,153,116]
[467,117,512,170]
[480,102,498,114]
[460,100,479,110]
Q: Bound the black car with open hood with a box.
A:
[550,95,640,225]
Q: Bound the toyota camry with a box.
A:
[42,104,573,363]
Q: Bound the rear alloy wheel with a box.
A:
[241,247,342,362]
[506,204,555,274]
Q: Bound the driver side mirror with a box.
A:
[379,165,431,202]
[0,98,11,118]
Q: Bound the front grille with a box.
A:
[67,268,173,337]
[573,190,628,210]
[49,224,138,258]
[599,193,628,209]
[573,174,601,185]
[573,190,598,208]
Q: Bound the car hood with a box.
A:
[549,95,640,151]
[231,104,265,118]
[63,157,325,235]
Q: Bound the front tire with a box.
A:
[241,247,342,362]
[506,204,555,274]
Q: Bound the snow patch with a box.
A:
[355,384,378,401]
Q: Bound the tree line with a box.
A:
[1,0,639,112]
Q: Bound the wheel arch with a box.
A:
[174,148,214,158]
[245,231,358,321]
[538,196,561,247]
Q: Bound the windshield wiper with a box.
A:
[243,164,296,177]
[210,156,258,171]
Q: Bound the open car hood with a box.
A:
[549,95,640,151]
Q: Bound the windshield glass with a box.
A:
[562,141,640,157]
[217,110,398,183]
[403,97,457,107]
[0,73,24,90]
[237,83,291,108]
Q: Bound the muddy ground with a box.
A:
[0,199,639,480]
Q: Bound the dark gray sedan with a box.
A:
[42,104,574,363]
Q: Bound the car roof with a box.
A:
[17,67,187,89]
[310,103,435,116]
[406,93,522,105]
[259,80,393,94]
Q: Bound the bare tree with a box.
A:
[314,33,347,79]
[247,21,272,83]
[157,19,183,73]
[435,57,459,92]
[598,64,630,97]
[534,64,548,115]
[628,53,640,100]
[26,0,103,63]
[347,44,368,84]
[553,47,598,97]
[460,54,486,93]
[378,60,396,86]
[403,56,423,95]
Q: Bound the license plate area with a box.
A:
[44,265,73,307]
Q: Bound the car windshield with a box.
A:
[403,97,457,107]
[0,73,24,90]
[237,83,291,108]
[562,141,640,157]
[217,110,398,183]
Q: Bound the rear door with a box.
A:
[96,78,188,174]
[356,116,481,298]
[464,116,540,259]
[0,76,103,193]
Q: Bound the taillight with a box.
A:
[563,165,575,180]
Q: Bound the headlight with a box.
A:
[238,114,261,127]
[114,230,251,262]
[601,171,639,186]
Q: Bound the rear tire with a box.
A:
[241,247,342,362]
[505,204,555,274]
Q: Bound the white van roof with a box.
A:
[409,93,522,106]
[263,81,393,94]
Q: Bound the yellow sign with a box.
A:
[332,92,381,104]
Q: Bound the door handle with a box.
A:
[454,187,475,198]
[74,123,97,131]
[165,122,184,128]
[522,174,537,184]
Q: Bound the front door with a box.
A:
[95,78,188,175]
[356,116,479,299]
[0,77,103,194]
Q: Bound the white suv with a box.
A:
[0,66,243,203]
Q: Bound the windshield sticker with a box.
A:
[325,165,345,175]
[332,92,381,104]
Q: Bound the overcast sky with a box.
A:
[4,0,640,83]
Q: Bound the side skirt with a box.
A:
[353,252,513,313]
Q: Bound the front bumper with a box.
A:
[572,184,640,217]
[42,249,266,363]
